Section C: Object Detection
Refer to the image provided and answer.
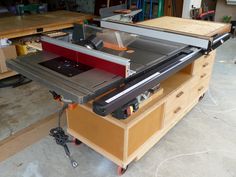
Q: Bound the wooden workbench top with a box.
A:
[139,16,231,38]
[0,10,94,39]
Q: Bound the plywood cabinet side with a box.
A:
[67,106,125,160]
[127,105,164,156]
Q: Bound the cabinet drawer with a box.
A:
[191,76,211,101]
[165,83,189,111]
[164,98,188,125]
[190,57,214,85]
[192,51,216,75]
[195,66,212,82]
[164,83,190,124]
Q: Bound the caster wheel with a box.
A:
[117,166,128,176]
[199,93,205,101]
[73,138,82,146]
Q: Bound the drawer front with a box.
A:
[195,65,213,82]
[164,97,189,125]
[165,83,190,111]
[164,83,190,125]
[191,76,211,101]
[190,57,214,85]
[192,50,216,75]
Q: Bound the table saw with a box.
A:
[6,16,231,175]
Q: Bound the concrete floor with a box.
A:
[0,38,236,177]
[0,81,60,141]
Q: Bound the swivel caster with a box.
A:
[199,93,205,101]
[117,165,128,176]
[73,138,82,146]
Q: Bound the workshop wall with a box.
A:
[182,0,202,18]
[201,0,217,11]
[76,0,95,14]
[215,0,236,21]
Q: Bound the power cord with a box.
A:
[49,102,78,168]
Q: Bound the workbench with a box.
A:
[0,11,93,39]
[65,17,229,171]
[0,10,94,80]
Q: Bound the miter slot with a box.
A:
[92,81,107,88]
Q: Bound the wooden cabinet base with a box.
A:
[0,71,17,80]
[67,89,164,168]
[66,51,216,168]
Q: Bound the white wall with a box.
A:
[215,0,236,21]
[182,0,202,18]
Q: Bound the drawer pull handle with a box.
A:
[174,107,181,114]
[176,91,184,98]
[200,73,207,78]
[198,86,204,92]
[202,62,209,68]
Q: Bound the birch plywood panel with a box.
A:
[128,105,163,156]
[67,106,125,160]
[139,16,231,38]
